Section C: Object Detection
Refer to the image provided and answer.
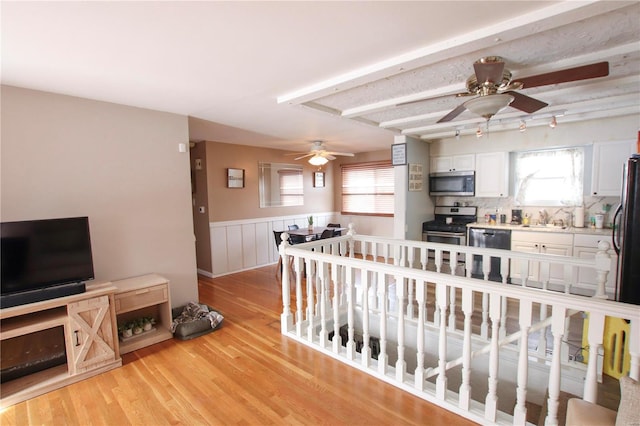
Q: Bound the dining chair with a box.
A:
[319,229,334,239]
[287,224,307,244]
[327,223,342,236]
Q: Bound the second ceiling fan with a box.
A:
[289,141,354,166]
[435,56,609,123]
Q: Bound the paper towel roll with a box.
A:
[574,206,585,228]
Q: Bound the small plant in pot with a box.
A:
[307,215,313,231]
[142,316,155,331]
[119,322,133,339]
[132,319,144,335]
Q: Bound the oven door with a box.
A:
[424,230,466,263]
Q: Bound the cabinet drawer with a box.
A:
[511,231,573,246]
[574,233,610,248]
[114,284,167,313]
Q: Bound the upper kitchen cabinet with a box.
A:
[430,154,475,173]
[475,152,509,198]
[591,140,636,196]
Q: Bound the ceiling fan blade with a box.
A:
[437,103,468,123]
[504,91,548,113]
[325,151,354,157]
[285,152,308,156]
[326,154,336,161]
[516,61,609,89]
[474,60,505,84]
[294,153,314,160]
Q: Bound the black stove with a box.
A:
[423,206,478,234]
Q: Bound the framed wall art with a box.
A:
[227,168,245,188]
[313,171,325,187]
[391,143,407,166]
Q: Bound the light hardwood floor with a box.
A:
[0,266,476,425]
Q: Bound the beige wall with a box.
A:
[204,141,334,222]
[1,85,198,307]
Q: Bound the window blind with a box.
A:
[341,161,394,216]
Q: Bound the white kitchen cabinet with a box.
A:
[573,233,617,298]
[510,231,573,288]
[430,154,475,173]
[591,140,635,196]
[475,152,509,197]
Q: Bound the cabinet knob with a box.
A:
[542,245,546,249]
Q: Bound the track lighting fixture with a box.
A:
[519,120,527,132]
[476,126,483,138]
[549,116,557,128]
[455,129,460,140]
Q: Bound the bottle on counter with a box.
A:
[522,213,530,226]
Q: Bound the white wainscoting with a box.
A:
[209,212,339,277]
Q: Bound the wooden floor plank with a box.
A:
[1,266,477,425]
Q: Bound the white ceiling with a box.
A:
[2,1,639,155]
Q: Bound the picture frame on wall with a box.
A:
[313,171,325,188]
[391,143,407,166]
[227,168,245,188]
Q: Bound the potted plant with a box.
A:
[307,215,313,231]
[132,318,144,335]
[118,322,133,339]
[142,316,155,331]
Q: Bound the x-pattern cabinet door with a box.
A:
[67,295,116,374]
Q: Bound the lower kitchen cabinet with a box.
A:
[573,233,617,297]
[510,231,573,288]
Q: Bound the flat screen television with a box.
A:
[1,217,93,309]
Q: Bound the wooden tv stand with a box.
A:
[0,283,122,408]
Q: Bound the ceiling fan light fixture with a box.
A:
[464,93,514,120]
[308,155,328,166]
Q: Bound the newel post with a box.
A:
[594,241,611,299]
[346,223,356,258]
[280,233,293,333]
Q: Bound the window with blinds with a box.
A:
[341,161,394,216]
[279,169,304,206]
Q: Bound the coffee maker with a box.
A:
[511,209,523,225]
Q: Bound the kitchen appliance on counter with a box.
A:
[422,206,477,247]
[613,153,640,305]
[429,171,475,197]
[511,209,522,225]
[468,227,512,282]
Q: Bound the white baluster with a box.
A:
[594,241,611,299]
[538,304,548,358]
[318,261,329,349]
[408,246,416,269]
[458,287,474,411]
[415,280,426,391]
[378,272,388,374]
[484,292,501,423]
[436,282,448,400]
[345,265,355,360]
[482,254,490,280]
[499,257,509,339]
[584,311,605,403]
[332,261,341,354]
[481,292,489,339]
[280,234,292,333]
[295,256,304,337]
[435,249,443,273]
[448,253,457,332]
[465,252,473,277]
[544,306,567,426]
[420,247,428,270]
[513,299,532,425]
[406,278,415,319]
[520,260,530,287]
[396,275,406,382]
[306,259,315,342]
[361,270,371,368]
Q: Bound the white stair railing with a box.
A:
[278,229,640,425]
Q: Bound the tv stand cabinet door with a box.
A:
[66,295,117,375]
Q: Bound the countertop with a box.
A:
[466,222,614,236]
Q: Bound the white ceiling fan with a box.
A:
[288,141,354,166]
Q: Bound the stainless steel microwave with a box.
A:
[429,170,475,196]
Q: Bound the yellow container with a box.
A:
[582,314,630,379]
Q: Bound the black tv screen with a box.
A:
[1,217,94,305]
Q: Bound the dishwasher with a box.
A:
[468,227,511,282]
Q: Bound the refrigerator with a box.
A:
[613,153,640,305]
